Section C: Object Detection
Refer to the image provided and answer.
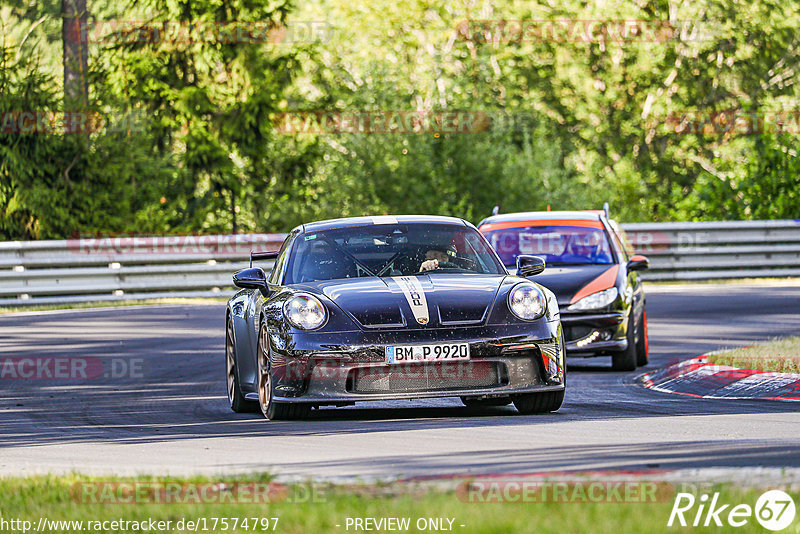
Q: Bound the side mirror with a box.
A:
[233,267,270,296]
[516,255,546,277]
[627,255,649,272]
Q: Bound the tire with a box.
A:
[226,317,258,413]
[557,326,567,385]
[461,396,512,408]
[257,322,310,421]
[513,390,564,414]
[611,311,638,371]
[635,309,649,367]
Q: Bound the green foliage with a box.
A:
[0,32,178,239]
[296,117,584,224]
[2,0,800,238]
[90,0,325,234]
[0,42,54,237]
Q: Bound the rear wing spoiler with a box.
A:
[250,250,280,268]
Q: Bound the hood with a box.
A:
[298,274,505,328]
[527,264,619,307]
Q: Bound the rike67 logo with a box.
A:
[668,490,796,531]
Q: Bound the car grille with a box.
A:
[564,325,593,342]
[347,361,505,394]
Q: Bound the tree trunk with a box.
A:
[230,190,238,235]
[62,0,88,111]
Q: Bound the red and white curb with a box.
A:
[639,355,800,401]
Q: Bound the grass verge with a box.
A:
[707,336,800,373]
[0,474,796,533]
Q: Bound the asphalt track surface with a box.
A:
[1,284,799,480]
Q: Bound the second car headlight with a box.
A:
[283,294,327,330]
[568,287,619,311]
[508,283,547,321]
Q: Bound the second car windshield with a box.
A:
[482,225,614,267]
[284,223,505,284]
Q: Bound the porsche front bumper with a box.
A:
[264,323,565,404]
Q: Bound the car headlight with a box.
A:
[568,287,619,311]
[283,294,327,330]
[508,283,547,321]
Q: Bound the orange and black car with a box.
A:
[478,210,649,371]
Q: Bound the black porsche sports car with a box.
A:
[226,215,565,420]
[478,210,649,371]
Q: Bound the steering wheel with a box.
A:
[432,261,460,270]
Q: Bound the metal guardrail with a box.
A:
[0,234,285,306]
[622,220,800,281]
[1,220,798,305]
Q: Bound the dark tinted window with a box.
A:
[268,230,298,284]
[482,225,614,266]
[284,223,504,284]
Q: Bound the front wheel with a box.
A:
[611,311,638,371]
[512,390,564,414]
[257,322,310,421]
[226,318,258,413]
[635,310,649,367]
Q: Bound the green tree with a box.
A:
[95,0,320,234]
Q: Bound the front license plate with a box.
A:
[385,343,470,364]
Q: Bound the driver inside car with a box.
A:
[560,235,612,264]
[419,245,458,272]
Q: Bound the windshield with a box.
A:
[482,224,614,266]
[284,223,505,284]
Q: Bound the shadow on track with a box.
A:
[1,294,799,450]
[225,439,800,477]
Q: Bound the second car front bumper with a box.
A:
[561,311,628,355]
